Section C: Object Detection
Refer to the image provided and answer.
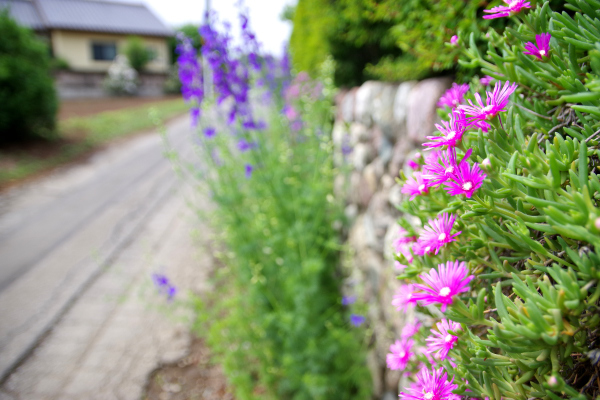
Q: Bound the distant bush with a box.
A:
[0,10,57,142]
[123,36,153,72]
[103,55,138,96]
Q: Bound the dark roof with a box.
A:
[1,0,172,37]
[0,0,45,29]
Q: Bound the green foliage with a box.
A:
[123,36,153,72]
[187,64,372,400]
[396,1,600,399]
[0,10,57,142]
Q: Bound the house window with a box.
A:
[91,42,117,61]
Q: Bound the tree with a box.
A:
[123,36,153,73]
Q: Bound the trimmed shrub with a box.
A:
[0,11,57,142]
[123,35,153,72]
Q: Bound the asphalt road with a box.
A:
[0,114,197,380]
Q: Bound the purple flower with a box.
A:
[386,337,414,370]
[152,273,177,300]
[422,148,466,187]
[443,157,486,198]
[460,81,517,123]
[204,127,216,138]
[424,109,468,149]
[399,367,458,400]
[342,296,356,306]
[245,164,253,179]
[426,319,461,361]
[524,33,551,60]
[411,261,474,312]
[450,35,459,46]
[401,172,429,200]
[480,75,494,86]
[237,139,254,152]
[350,314,366,327]
[401,321,422,338]
[438,83,470,109]
[483,0,531,19]
[416,213,462,255]
[392,283,415,312]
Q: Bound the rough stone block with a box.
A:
[407,77,451,144]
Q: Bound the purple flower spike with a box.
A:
[399,367,458,400]
[204,127,216,138]
[424,109,468,149]
[342,296,356,306]
[350,314,366,327]
[444,157,486,198]
[386,337,414,371]
[152,273,177,300]
[416,213,462,255]
[245,164,253,179]
[438,83,470,109]
[483,0,531,19]
[460,81,517,123]
[401,172,429,200]
[426,319,461,361]
[524,33,551,60]
[411,261,474,312]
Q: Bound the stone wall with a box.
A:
[333,77,451,399]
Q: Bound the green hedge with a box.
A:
[0,10,57,142]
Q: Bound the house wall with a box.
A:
[50,30,170,73]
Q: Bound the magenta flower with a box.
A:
[424,149,441,166]
[392,283,415,311]
[424,109,468,149]
[422,148,468,187]
[480,75,494,86]
[397,242,415,264]
[386,337,414,371]
[460,81,517,123]
[426,319,461,360]
[407,159,421,170]
[394,227,417,248]
[399,367,458,400]
[524,33,551,60]
[411,261,474,312]
[401,172,429,200]
[401,321,422,338]
[415,213,462,255]
[412,240,436,257]
[438,83,470,109]
[444,157,486,198]
[394,260,407,271]
[483,0,531,19]
[450,35,459,46]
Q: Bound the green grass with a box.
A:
[0,98,188,188]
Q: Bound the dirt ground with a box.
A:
[143,336,235,400]
[58,96,181,120]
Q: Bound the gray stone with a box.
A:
[350,122,370,144]
[349,171,362,204]
[393,81,417,126]
[367,350,383,398]
[407,77,451,144]
[381,174,394,191]
[340,88,357,122]
[345,204,358,221]
[353,143,375,172]
[355,81,385,127]
[382,390,398,400]
[388,184,402,208]
[388,138,414,177]
[334,174,347,199]
[372,84,399,140]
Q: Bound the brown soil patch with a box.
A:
[143,336,235,400]
[59,96,181,120]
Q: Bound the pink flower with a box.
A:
[422,148,469,187]
[392,283,415,311]
[394,227,417,249]
[412,240,436,257]
[397,243,415,264]
[460,81,517,123]
[399,367,458,400]
[394,260,407,271]
[415,213,462,255]
[424,149,441,166]
[401,321,422,338]
[387,337,414,371]
[483,0,531,19]
[450,35,459,46]
[401,172,429,200]
[480,75,494,86]
[438,83,470,109]
[426,319,461,360]
[444,157,486,198]
[411,261,474,312]
[524,33,551,60]
[424,109,468,149]
[407,159,421,170]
